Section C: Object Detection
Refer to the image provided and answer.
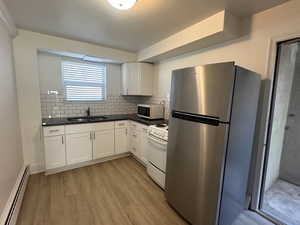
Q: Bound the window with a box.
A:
[62,60,106,101]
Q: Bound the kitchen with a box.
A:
[1,1,300,225]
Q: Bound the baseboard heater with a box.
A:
[2,166,29,225]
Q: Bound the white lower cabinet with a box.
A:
[43,120,150,172]
[66,132,93,165]
[93,130,115,159]
[128,122,149,164]
[44,135,66,170]
[140,125,149,164]
[115,128,128,154]
[130,127,141,158]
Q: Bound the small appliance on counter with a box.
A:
[146,123,168,189]
[137,104,164,120]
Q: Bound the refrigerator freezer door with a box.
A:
[219,66,261,225]
[165,116,229,225]
[170,62,235,122]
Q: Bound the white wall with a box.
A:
[13,30,136,173]
[38,52,122,96]
[150,0,300,103]
[147,0,300,190]
[0,6,23,221]
[38,52,139,119]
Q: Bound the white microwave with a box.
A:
[137,104,164,120]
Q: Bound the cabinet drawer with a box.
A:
[115,120,128,129]
[93,122,114,131]
[65,124,93,134]
[130,121,138,130]
[43,126,65,137]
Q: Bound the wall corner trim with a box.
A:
[0,0,17,37]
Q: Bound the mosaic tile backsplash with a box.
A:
[40,90,170,119]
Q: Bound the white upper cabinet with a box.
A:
[122,63,154,96]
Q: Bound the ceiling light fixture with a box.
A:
[107,0,137,10]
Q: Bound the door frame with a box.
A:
[250,32,300,224]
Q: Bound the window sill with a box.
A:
[64,99,107,103]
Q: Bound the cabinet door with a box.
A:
[122,64,129,95]
[128,63,140,95]
[44,135,66,170]
[122,63,153,96]
[140,126,149,164]
[139,63,153,96]
[130,129,141,158]
[115,128,128,154]
[122,63,139,95]
[66,132,92,165]
[127,122,133,152]
[93,129,115,159]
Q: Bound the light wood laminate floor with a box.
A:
[17,157,188,225]
[17,156,273,225]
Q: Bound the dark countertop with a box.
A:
[42,114,167,127]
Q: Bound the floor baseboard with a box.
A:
[45,152,131,175]
[0,166,30,225]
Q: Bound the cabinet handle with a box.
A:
[126,128,128,135]
[93,132,96,140]
[90,132,92,140]
[49,129,59,133]
[62,136,64,144]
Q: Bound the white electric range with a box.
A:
[147,124,168,189]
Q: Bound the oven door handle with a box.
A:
[148,134,167,146]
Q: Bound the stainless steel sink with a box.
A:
[88,116,107,121]
[67,117,89,122]
[67,116,107,122]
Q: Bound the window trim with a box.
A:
[61,59,107,102]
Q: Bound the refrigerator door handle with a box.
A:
[172,110,220,126]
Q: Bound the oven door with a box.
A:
[147,134,167,172]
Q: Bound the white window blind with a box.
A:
[62,61,106,101]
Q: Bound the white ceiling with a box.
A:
[4,0,289,52]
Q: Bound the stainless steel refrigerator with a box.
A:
[165,62,261,225]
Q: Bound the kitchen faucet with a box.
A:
[86,107,91,118]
